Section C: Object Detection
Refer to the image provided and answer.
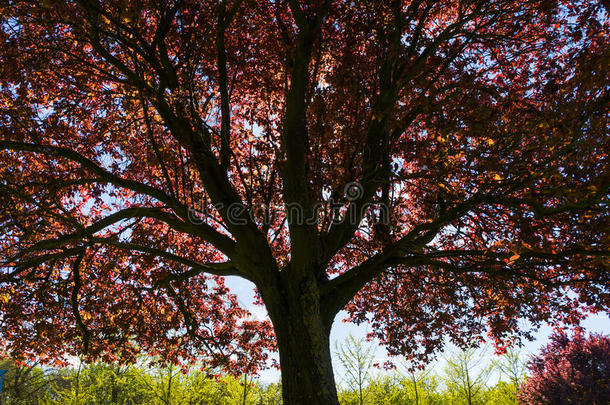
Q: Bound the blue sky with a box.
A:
[225,277,610,385]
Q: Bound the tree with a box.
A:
[398,366,441,405]
[335,334,375,405]
[40,361,256,405]
[256,382,283,405]
[0,358,50,404]
[494,349,524,398]
[484,381,519,405]
[403,369,437,405]
[393,359,439,405]
[443,347,494,405]
[44,362,156,405]
[518,332,610,405]
[0,1,608,404]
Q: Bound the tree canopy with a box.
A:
[0,1,608,403]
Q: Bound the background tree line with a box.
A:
[0,342,524,405]
[0,359,282,405]
[334,335,522,405]
[0,353,517,405]
[1,331,608,405]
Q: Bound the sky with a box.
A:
[225,276,610,386]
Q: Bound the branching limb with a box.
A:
[323,192,609,315]
[0,142,238,254]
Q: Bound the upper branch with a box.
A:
[216,0,244,169]
[280,1,330,271]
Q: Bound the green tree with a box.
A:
[42,362,154,405]
[443,347,494,405]
[484,381,519,405]
[180,371,236,405]
[255,383,282,405]
[399,369,443,405]
[335,335,376,405]
[0,358,50,405]
[493,349,524,400]
[361,374,405,405]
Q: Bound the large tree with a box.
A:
[0,1,608,403]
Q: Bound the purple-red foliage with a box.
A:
[518,331,610,404]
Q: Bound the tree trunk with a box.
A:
[276,323,338,404]
[262,274,340,405]
[412,373,419,405]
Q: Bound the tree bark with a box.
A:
[262,273,340,405]
[276,321,338,405]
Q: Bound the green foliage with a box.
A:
[442,347,495,405]
[484,381,520,405]
[337,371,518,405]
[0,358,266,405]
[0,349,523,405]
[352,372,444,405]
[0,358,51,404]
[494,350,525,389]
[255,383,283,405]
[335,334,376,405]
[336,346,520,405]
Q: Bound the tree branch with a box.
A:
[0,141,237,254]
[91,237,245,279]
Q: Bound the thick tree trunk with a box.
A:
[275,319,338,404]
[262,274,340,405]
